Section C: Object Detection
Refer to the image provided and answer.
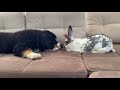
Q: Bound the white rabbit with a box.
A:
[63,26,116,53]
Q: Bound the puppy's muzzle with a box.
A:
[53,43,61,51]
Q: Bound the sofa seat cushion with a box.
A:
[0,50,87,78]
[22,50,87,78]
[82,51,120,72]
[114,44,120,56]
[89,71,120,78]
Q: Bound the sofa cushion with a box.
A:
[114,44,120,56]
[0,54,32,72]
[23,50,87,78]
[86,12,120,43]
[82,52,120,72]
[26,12,85,29]
[89,71,120,78]
[26,12,86,43]
[0,50,87,78]
[0,12,25,32]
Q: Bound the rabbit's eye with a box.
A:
[64,40,73,45]
[65,41,69,45]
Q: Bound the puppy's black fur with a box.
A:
[0,29,58,57]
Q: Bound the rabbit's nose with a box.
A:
[60,43,65,48]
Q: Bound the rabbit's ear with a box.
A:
[68,26,73,37]
[64,34,74,41]
[64,34,71,40]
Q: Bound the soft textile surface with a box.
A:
[23,50,87,78]
[82,55,120,72]
[114,44,120,56]
[86,12,120,43]
[82,44,120,72]
[26,12,86,43]
[0,50,87,78]
[89,71,120,78]
[0,12,25,32]
[26,12,85,29]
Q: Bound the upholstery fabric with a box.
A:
[89,71,120,78]
[0,50,88,78]
[0,12,25,32]
[86,12,120,43]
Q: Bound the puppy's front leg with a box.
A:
[22,49,42,60]
[13,42,42,60]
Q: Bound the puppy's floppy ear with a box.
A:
[68,26,73,37]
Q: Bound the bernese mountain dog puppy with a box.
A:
[0,29,61,60]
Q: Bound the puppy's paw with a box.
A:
[27,52,42,60]
[53,47,59,51]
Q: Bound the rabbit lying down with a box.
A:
[62,26,116,54]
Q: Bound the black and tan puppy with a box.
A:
[0,29,61,60]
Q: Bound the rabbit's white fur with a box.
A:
[64,26,115,54]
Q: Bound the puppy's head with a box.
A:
[42,30,61,51]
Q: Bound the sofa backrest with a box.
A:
[0,12,85,43]
[0,12,25,32]
[26,12,85,43]
[86,12,120,44]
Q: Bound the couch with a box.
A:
[0,12,120,78]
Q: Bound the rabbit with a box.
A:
[62,26,116,54]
